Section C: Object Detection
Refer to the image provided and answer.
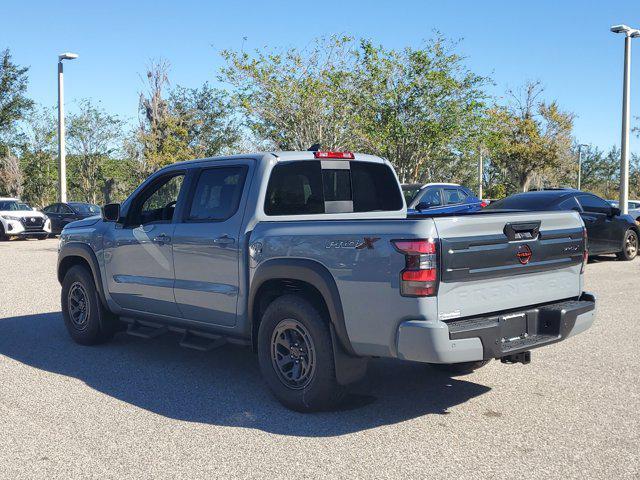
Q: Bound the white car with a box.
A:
[608,199,640,223]
[0,197,52,240]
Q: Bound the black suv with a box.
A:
[43,202,101,235]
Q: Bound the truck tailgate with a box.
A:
[433,211,585,321]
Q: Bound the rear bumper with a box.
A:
[396,292,596,364]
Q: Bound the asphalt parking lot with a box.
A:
[0,238,638,479]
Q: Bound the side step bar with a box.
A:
[122,318,231,352]
[179,331,226,351]
[126,322,168,339]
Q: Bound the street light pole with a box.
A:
[57,52,78,203]
[577,144,587,191]
[478,151,484,199]
[611,25,639,214]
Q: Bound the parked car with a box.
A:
[608,200,640,223]
[0,197,51,240]
[487,190,639,260]
[57,151,595,411]
[43,202,101,235]
[405,183,486,215]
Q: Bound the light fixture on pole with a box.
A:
[577,144,588,191]
[610,25,640,214]
[57,52,79,203]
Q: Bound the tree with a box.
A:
[352,37,491,184]
[67,99,123,204]
[0,48,33,140]
[19,107,58,207]
[220,36,360,151]
[0,148,22,197]
[487,81,574,192]
[169,83,242,157]
[0,48,33,197]
[134,60,193,175]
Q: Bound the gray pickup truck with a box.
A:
[57,151,596,411]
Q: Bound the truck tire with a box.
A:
[430,360,490,376]
[61,265,119,345]
[616,229,638,261]
[257,294,345,412]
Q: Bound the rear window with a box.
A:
[265,160,403,216]
[486,194,556,210]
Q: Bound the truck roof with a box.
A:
[166,151,386,170]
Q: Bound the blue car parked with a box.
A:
[404,183,486,216]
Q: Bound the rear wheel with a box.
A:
[257,294,345,412]
[61,265,119,345]
[430,360,490,376]
[616,229,638,261]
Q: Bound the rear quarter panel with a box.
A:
[249,219,438,357]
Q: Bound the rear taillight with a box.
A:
[480,200,488,208]
[581,227,588,273]
[392,239,438,297]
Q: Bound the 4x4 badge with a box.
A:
[516,244,532,265]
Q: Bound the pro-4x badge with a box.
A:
[516,244,532,265]
[325,237,381,249]
[356,237,381,250]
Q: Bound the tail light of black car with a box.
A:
[392,239,439,297]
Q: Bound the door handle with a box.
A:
[213,235,235,245]
[152,233,171,245]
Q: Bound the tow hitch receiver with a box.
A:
[501,351,531,365]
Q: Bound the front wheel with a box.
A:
[616,229,638,261]
[0,224,7,241]
[430,360,491,376]
[61,265,120,345]
[257,294,345,412]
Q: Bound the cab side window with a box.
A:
[418,188,442,208]
[187,167,247,222]
[443,188,467,205]
[128,173,185,226]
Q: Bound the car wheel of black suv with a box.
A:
[61,265,120,345]
[617,229,638,261]
[430,360,491,376]
[258,294,346,412]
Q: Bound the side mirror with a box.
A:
[611,206,621,217]
[102,203,121,222]
[416,202,433,210]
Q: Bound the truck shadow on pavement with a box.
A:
[0,312,491,437]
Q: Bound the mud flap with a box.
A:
[330,324,368,385]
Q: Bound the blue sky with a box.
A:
[2,0,640,153]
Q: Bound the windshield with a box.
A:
[70,203,101,214]
[0,201,32,211]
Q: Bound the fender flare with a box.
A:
[57,242,108,308]
[248,258,356,356]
